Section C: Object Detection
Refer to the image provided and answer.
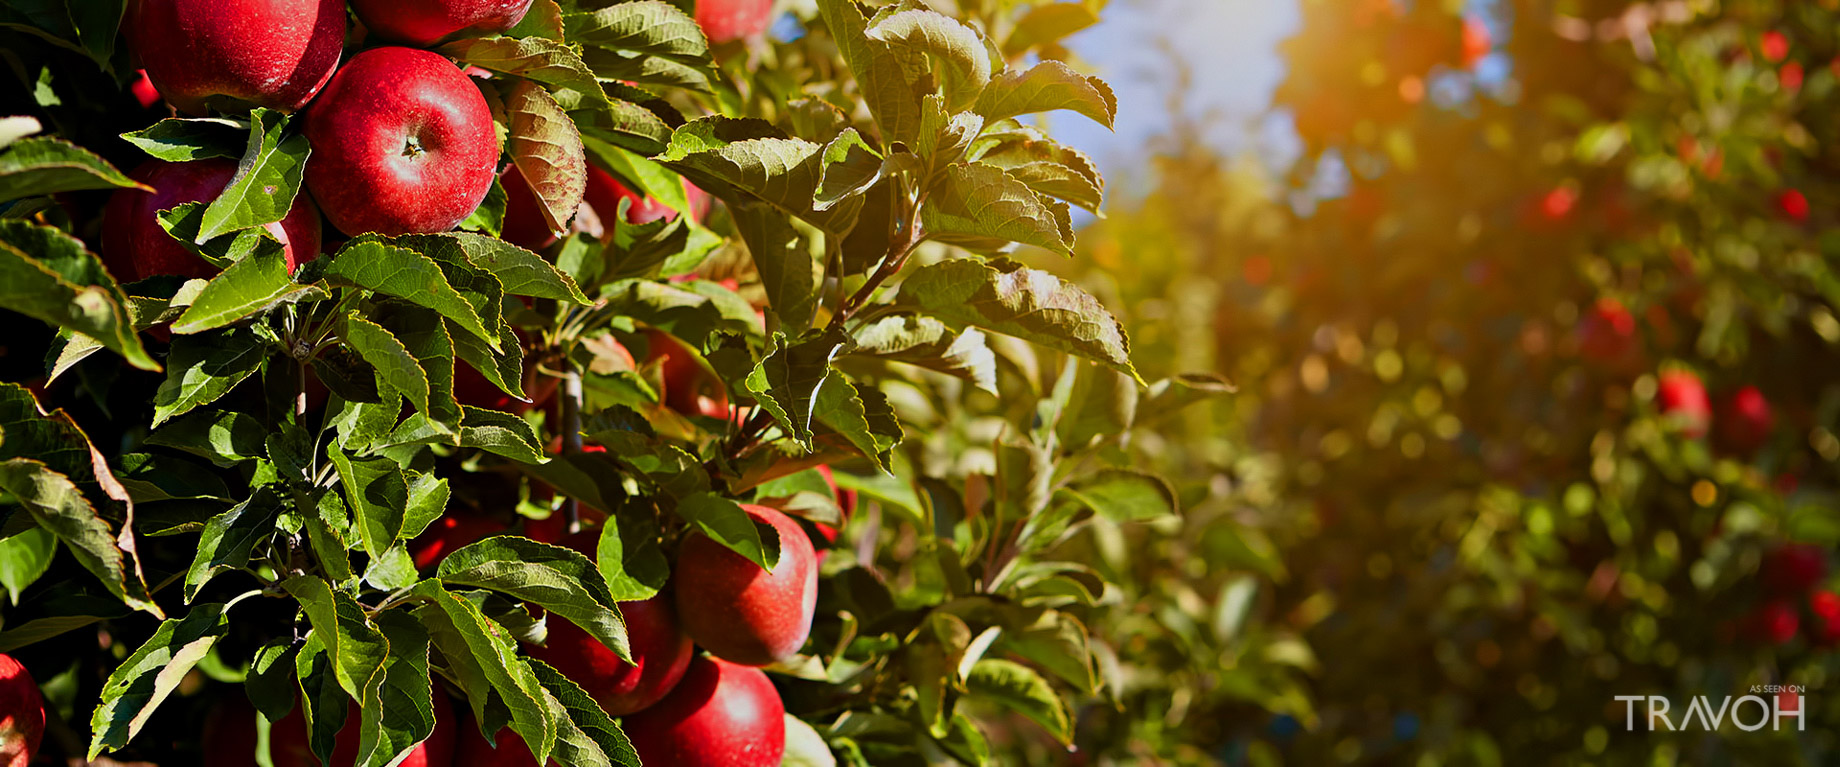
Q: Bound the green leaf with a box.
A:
[345,316,433,419]
[581,134,689,215]
[0,526,54,605]
[815,128,884,211]
[436,536,630,662]
[813,373,900,472]
[577,104,676,158]
[169,245,319,334]
[459,175,508,237]
[965,658,1070,744]
[783,714,838,767]
[152,326,268,426]
[0,220,157,371]
[195,108,311,242]
[324,239,498,349]
[974,61,1116,130]
[459,406,549,464]
[921,163,1073,255]
[184,486,284,603]
[1061,470,1177,522]
[410,581,557,762]
[147,410,266,466]
[0,459,158,617]
[363,545,419,592]
[327,447,409,560]
[244,638,298,723]
[745,328,852,448]
[88,602,232,758]
[293,633,350,765]
[0,136,147,203]
[453,318,529,403]
[594,513,668,601]
[865,9,992,110]
[354,611,437,767]
[508,0,564,39]
[851,314,997,394]
[578,47,711,92]
[657,117,860,233]
[153,202,277,268]
[118,452,231,501]
[817,0,927,144]
[283,576,389,700]
[729,200,819,334]
[529,659,643,767]
[438,35,606,105]
[445,232,590,304]
[505,79,589,235]
[894,258,1136,379]
[1001,2,1099,56]
[400,472,452,542]
[997,610,1096,694]
[677,492,780,571]
[120,117,246,162]
[565,0,709,60]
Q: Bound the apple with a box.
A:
[500,164,702,251]
[303,47,499,237]
[696,0,775,44]
[127,0,345,115]
[352,0,535,46]
[811,465,855,553]
[203,693,456,767]
[1460,16,1490,68]
[624,656,785,767]
[1576,297,1638,367]
[1778,189,1809,222]
[1749,600,1799,645]
[1717,385,1775,455]
[523,531,694,716]
[1811,591,1840,646]
[131,69,162,110]
[644,329,731,420]
[1761,543,1826,595]
[410,509,508,572]
[453,725,550,767]
[102,159,323,283]
[1655,370,1710,439]
[1761,30,1790,63]
[675,504,818,666]
[0,654,43,767]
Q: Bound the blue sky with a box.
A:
[1053,0,1303,187]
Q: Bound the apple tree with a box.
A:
[0,0,1209,764]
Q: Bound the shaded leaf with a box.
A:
[436,536,630,662]
[505,79,589,235]
[195,108,310,242]
[921,163,1072,255]
[183,486,284,602]
[88,602,231,758]
[745,328,851,448]
[894,258,1136,379]
[0,136,147,203]
[120,117,245,162]
[0,220,157,370]
[676,492,779,571]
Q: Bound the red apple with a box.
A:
[1811,591,1840,646]
[1577,298,1638,367]
[1762,543,1826,596]
[127,0,345,115]
[524,531,694,716]
[696,0,775,44]
[1655,370,1710,439]
[1750,600,1800,645]
[410,510,508,572]
[102,158,323,283]
[352,0,535,46]
[624,656,785,767]
[1778,189,1809,222]
[130,69,162,110]
[454,724,549,767]
[303,47,499,237]
[675,504,818,666]
[1718,385,1775,455]
[1460,16,1490,68]
[204,693,456,767]
[645,329,730,419]
[0,654,43,767]
[1762,30,1790,63]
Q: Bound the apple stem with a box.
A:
[561,363,585,535]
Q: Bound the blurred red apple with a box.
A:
[303,47,499,237]
[696,0,775,44]
[675,504,818,666]
[1717,385,1775,455]
[1749,600,1799,644]
[1761,30,1790,63]
[352,0,534,46]
[130,69,162,110]
[1655,370,1710,438]
[127,0,345,115]
[1810,591,1840,646]
[624,656,785,767]
[0,654,43,767]
[1461,16,1490,68]
[1576,298,1638,368]
[103,159,322,283]
[1778,189,1809,222]
[1762,543,1826,595]
[645,329,730,420]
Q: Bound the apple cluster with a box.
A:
[101,0,761,283]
